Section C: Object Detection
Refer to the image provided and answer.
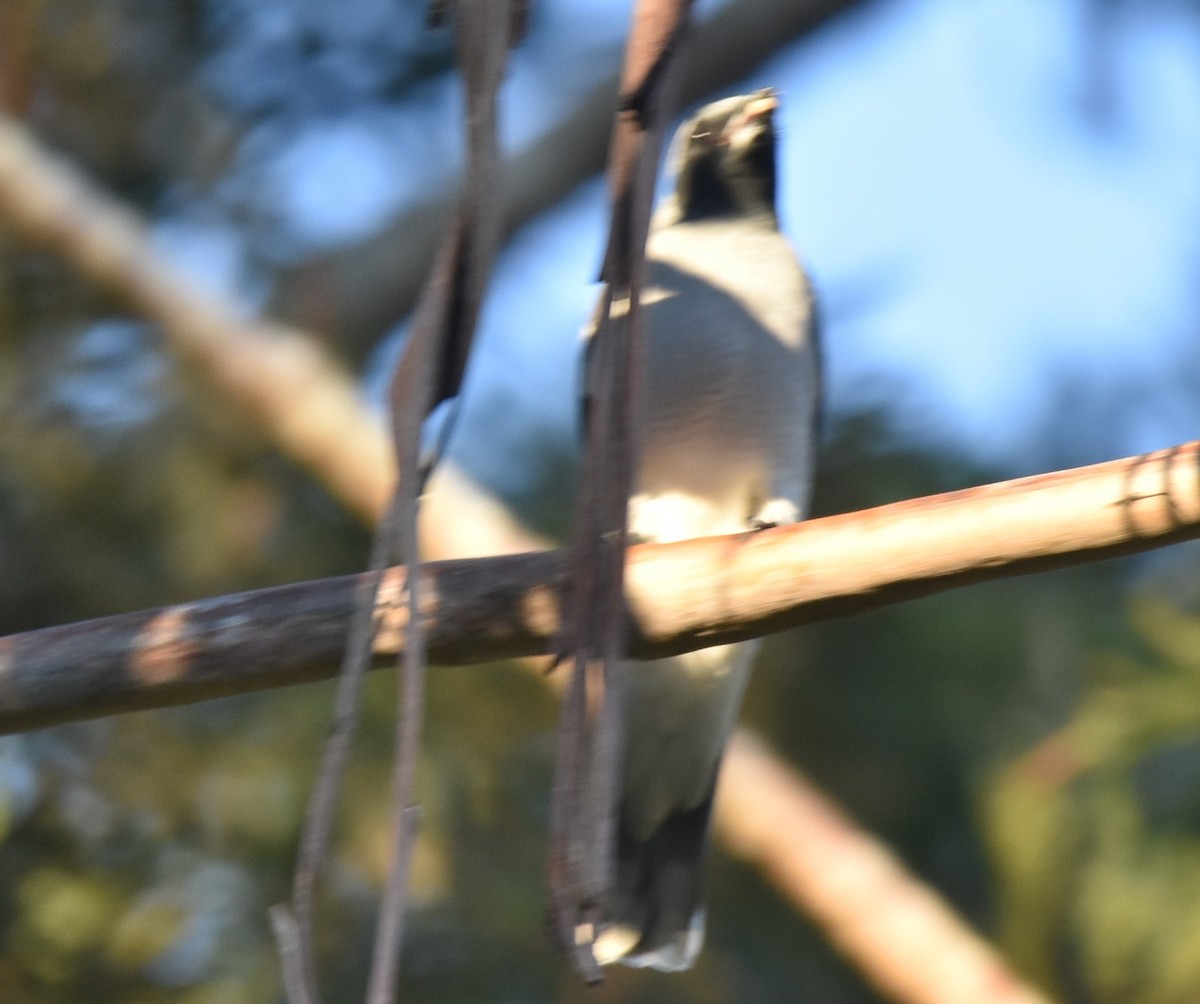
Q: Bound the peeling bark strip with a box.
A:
[554,0,696,977]
[277,6,521,1001]
[1,441,1197,737]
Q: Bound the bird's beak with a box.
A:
[743,90,778,121]
[720,90,778,150]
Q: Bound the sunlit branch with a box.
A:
[718,734,1052,1004]
[1,439,1195,736]
[0,115,394,524]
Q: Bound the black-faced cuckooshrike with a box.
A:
[587,89,821,971]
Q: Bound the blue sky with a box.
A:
[772,0,1200,463]
[431,0,1200,498]
[157,0,1200,496]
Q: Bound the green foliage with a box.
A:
[984,595,1200,1003]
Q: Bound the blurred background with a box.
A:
[2,0,1200,1001]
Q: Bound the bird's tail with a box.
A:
[595,784,716,971]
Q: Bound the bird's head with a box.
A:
[666,89,780,224]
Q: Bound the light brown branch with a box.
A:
[717,734,1052,1004]
[2,439,1196,737]
[0,114,394,524]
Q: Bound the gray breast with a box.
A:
[632,219,819,538]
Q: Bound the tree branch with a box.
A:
[0,114,394,524]
[2,439,1195,735]
[718,734,1052,1004]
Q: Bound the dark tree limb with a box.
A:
[2,440,1196,737]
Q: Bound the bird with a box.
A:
[586,89,822,971]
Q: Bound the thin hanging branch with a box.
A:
[273,497,403,1004]
[373,6,520,1002]
[268,3,519,998]
[370,2,517,996]
[551,0,694,977]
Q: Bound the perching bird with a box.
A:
[588,89,821,970]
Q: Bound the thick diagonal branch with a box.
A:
[0,114,394,524]
[718,734,1051,1004]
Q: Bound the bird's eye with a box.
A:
[691,130,711,142]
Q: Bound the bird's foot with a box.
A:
[749,498,800,531]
